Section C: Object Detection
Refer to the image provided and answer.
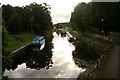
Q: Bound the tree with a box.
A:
[2,26,8,54]
[2,4,15,22]
[2,3,53,33]
[70,2,92,33]
[2,26,12,72]
[29,16,34,33]
[7,14,23,32]
[70,2,120,34]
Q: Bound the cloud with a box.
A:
[51,13,71,24]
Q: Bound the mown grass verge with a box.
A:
[6,32,34,53]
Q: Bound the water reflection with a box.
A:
[10,45,53,70]
[4,32,86,78]
[51,32,86,78]
[25,52,53,70]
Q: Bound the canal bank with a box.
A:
[11,43,31,56]
[6,33,34,53]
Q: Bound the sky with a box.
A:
[0,0,91,24]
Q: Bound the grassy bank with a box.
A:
[6,33,34,53]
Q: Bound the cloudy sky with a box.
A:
[1,0,91,24]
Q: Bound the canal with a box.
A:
[3,32,86,78]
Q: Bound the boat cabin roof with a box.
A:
[33,36,44,41]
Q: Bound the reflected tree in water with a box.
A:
[9,45,53,70]
[72,42,100,68]
[26,51,53,70]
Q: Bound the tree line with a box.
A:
[2,2,53,34]
[70,2,120,35]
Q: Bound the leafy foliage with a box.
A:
[2,26,8,49]
[7,14,23,32]
[2,2,53,34]
[2,26,12,72]
[70,2,120,34]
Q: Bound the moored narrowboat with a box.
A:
[31,36,45,51]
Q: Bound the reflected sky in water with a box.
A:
[4,32,85,78]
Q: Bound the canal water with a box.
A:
[3,32,86,78]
